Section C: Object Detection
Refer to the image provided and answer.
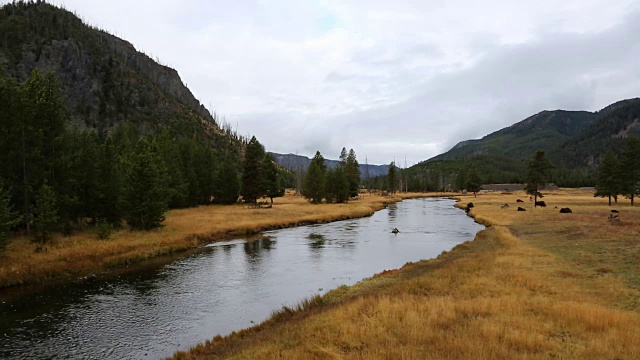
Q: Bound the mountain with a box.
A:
[407,98,640,189]
[557,98,640,168]
[270,152,390,178]
[431,110,597,162]
[0,1,238,150]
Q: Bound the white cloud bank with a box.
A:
[10,0,640,164]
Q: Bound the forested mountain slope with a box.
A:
[431,110,596,162]
[405,98,640,190]
[557,98,640,168]
[0,1,257,242]
[0,1,237,150]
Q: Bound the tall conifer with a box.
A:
[241,136,267,204]
[303,151,327,204]
[525,150,554,206]
[619,137,640,206]
[122,138,168,230]
[594,151,620,206]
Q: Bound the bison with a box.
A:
[517,207,526,212]
[559,208,572,213]
[535,201,547,207]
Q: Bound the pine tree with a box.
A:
[32,182,59,243]
[0,69,21,228]
[619,136,640,206]
[388,161,397,194]
[77,131,101,222]
[465,166,482,197]
[96,136,123,226]
[525,150,554,207]
[191,142,216,205]
[263,154,284,204]
[339,147,348,164]
[326,167,349,203]
[455,168,467,193]
[214,156,241,205]
[302,151,327,204]
[122,138,169,230]
[178,140,202,207]
[241,136,266,204]
[0,181,20,250]
[346,149,360,198]
[594,151,620,206]
[157,130,188,208]
[53,129,82,232]
[12,69,68,235]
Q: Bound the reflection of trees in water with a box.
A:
[261,237,276,250]
[307,231,358,253]
[243,241,260,256]
[341,221,359,232]
[243,237,276,255]
[388,204,397,219]
[243,237,276,272]
[221,244,235,254]
[308,233,325,250]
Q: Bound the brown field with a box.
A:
[0,191,437,288]
[172,189,640,360]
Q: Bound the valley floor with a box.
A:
[0,191,433,289]
[172,189,640,360]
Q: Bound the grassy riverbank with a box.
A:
[173,189,640,360]
[0,192,437,289]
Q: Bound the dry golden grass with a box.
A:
[0,191,438,288]
[173,189,640,360]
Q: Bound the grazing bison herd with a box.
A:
[462,195,625,223]
[506,198,572,213]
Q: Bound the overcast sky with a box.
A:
[15,0,640,164]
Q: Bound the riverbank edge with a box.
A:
[0,193,446,290]
[170,195,488,359]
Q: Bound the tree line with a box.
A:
[0,69,285,250]
[302,148,361,204]
[594,136,640,206]
[452,138,640,208]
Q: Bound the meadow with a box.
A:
[173,189,640,360]
[0,191,434,288]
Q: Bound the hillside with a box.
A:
[558,98,640,168]
[270,152,390,179]
[407,99,640,189]
[431,110,596,162]
[0,1,237,150]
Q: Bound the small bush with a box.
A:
[96,221,114,240]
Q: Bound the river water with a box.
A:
[0,198,483,359]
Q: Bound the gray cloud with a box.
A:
[7,0,640,165]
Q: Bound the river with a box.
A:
[0,197,483,359]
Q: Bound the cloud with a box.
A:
[6,0,640,165]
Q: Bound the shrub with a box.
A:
[95,220,114,240]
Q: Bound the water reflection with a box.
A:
[307,233,326,249]
[0,198,484,360]
[387,203,398,219]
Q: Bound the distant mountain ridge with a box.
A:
[431,110,597,163]
[269,152,390,178]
